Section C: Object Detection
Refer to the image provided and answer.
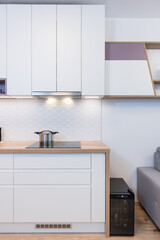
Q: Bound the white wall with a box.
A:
[105,18,160,42]
[105,0,160,18]
[1,0,160,18]
[104,2,160,200]
[0,98,101,141]
[102,99,160,200]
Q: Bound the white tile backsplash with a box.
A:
[0,98,101,141]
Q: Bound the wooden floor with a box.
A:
[0,204,159,240]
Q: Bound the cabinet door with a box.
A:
[57,5,81,91]
[105,43,155,95]
[0,188,13,222]
[14,171,90,185]
[14,153,90,169]
[0,154,13,169]
[7,5,31,95]
[105,60,154,95]
[14,187,90,222]
[0,5,6,78]
[82,5,105,96]
[91,154,105,222]
[32,5,56,92]
[0,172,13,185]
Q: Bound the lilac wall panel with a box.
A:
[105,43,147,60]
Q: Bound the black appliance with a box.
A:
[110,178,134,236]
[26,141,81,149]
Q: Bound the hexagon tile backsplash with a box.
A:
[0,98,101,141]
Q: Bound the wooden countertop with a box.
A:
[0,141,110,154]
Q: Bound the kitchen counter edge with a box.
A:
[0,141,110,154]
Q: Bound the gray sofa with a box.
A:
[137,148,160,230]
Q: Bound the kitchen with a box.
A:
[0,0,160,239]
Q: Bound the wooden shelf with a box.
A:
[145,42,160,49]
[153,80,160,84]
[144,42,160,97]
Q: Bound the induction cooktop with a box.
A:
[26,141,81,149]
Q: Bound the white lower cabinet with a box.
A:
[0,172,13,184]
[13,153,92,223]
[0,153,105,225]
[92,154,105,222]
[0,188,13,222]
[0,154,13,223]
[0,154,13,169]
[14,153,90,169]
[14,187,90,222]
[14,171,90,185]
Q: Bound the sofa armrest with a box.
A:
[137,167,160,229]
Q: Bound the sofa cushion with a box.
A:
[137,167,160,230]
[154,152,160,171]
[156,146,160,153]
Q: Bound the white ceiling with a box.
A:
[1,0,160,18]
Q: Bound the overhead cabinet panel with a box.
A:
[105,43,155,95]
[7,5,31,95]
[57,5,81,91]
[105,61,154,95]
[82,5,105,96]
[5,4,105,96]
[146,49,160,80]
[32,5,56,92]
[0,5,6,78]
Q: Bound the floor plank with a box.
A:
[0,204,159,240]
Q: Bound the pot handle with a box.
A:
[34,131,59,135]
[34,131,41,135]
[41,130,59,135]
[52,131,59,135]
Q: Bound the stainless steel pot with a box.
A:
[34,130,59,147]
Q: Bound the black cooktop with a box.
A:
[26,141,81,149]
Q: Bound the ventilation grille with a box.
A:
[35,223,72,229]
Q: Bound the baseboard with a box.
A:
[0,223,105,233]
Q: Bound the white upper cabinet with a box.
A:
[32,5,56,92]
[105,60,154,95]
[0,5,6,78]
[82,5,105,96]
[57,5,81,91]
[105,43,155,96]
[4,4,105,95]
[7,5,31,95]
